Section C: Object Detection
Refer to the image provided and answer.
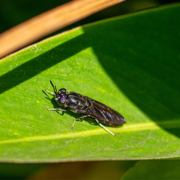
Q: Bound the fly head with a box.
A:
[50,81,67,105]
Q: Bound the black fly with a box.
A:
[44,81,126,136]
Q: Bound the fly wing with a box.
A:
[88,99,126,126]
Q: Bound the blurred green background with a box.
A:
[0,0,179,179]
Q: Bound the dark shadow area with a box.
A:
[43,90,98,127]
[0,34,86,95]
[82,6,180,138]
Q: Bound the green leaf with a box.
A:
[121,160,180,180]
[0,3,180,162]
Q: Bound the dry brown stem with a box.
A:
[0,0,125,59]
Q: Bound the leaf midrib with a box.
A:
[0,120,179,145]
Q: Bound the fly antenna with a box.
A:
[50,80,57,94]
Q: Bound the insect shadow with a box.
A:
[42,90,97,126]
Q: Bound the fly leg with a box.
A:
[47,107,68,116]
[71,115,88,129]
[46,108,67,112]
[43,89,55,95]
[95,119,117,137]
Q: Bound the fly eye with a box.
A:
[60,88,66,93]
[60,96,66,103]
